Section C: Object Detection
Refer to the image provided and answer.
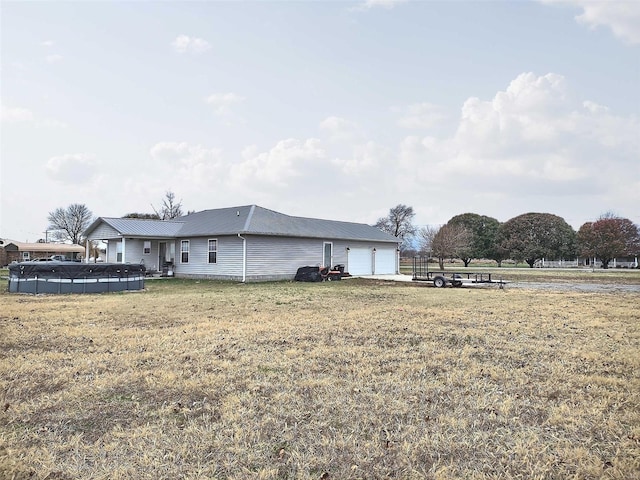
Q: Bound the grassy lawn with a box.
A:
[1,278,639,479]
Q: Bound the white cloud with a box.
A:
[45,54,63,64]
[354,0,408,11]
[41,40,54,47]
[394,72,639,225]
[542,0,640,44]
[332,141,392,176]
[204,93,245,115]
[1,103,67,127]
[46,153,100,184]
[149,142,224,189]
[148,72,638,228]
[396,102,448,129]
[582,100,609,114]
[145,139,333,210]
[230,138,327,188]
[171,34,211,54]
[319,116,361,142]
[1,105,34,123]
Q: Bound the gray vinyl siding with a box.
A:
[102,233,397,280]
[123,239,146,264]
[103,238,160,267]
[244,236,395,281]
[173,236,244,279]
[171,235,396,281]
[245,236,325,280]
[139,240,161,272]
[105,240,117,263]
[88,223,120,240]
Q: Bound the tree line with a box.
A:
[375,205,640,269]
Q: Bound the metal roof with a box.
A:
[85,217,185,238]
[3,242,85,253]
[86,205,398,243]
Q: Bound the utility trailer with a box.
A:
[412,257,505,288]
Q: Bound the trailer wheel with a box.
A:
[433,276,447,288]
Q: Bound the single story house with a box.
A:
[0,240,85,266]
[83,205,400,281]
[535,257,639,268]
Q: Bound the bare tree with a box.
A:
[431,223,472,270]
[152,191,184,220]
[417,225,439,256]
[123,212,160,219]
[375,204,417,253]
[47,204,93,244]
[86,240,102,263]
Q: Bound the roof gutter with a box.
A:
[237,233,246,283]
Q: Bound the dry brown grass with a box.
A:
[1,279,639,479]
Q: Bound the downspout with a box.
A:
[237,233,246,283]
[237,205,255,283]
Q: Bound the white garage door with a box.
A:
[374,248,396,274]
[347,248,372,275]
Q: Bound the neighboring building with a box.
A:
[533,257,638,268]
[0,240,85,266]
[578,256,638,268]
[83,205,400,281]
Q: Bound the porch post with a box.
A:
[122,237,126,263]
[85,241,90,263]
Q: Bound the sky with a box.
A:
[1,0,639,242]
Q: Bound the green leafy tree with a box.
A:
[375,204,416,254]
[576,213,640,269]
[497,213,576,268]
[47,203,93,245]
[447,213,501,266]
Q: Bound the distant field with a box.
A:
[1,278,639,479]
[399,262,640,285]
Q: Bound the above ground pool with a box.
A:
[8,262,146,294]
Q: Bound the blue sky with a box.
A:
[1,0,639,242]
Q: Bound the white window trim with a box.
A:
[208,238,218,264]
[323,241,333,268]
[180,240,190,264]
[143,240,151,255]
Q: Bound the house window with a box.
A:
[143,241,151,255]
[208,239,217,264]
[181,240,189,263]
[22,252,30,261]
